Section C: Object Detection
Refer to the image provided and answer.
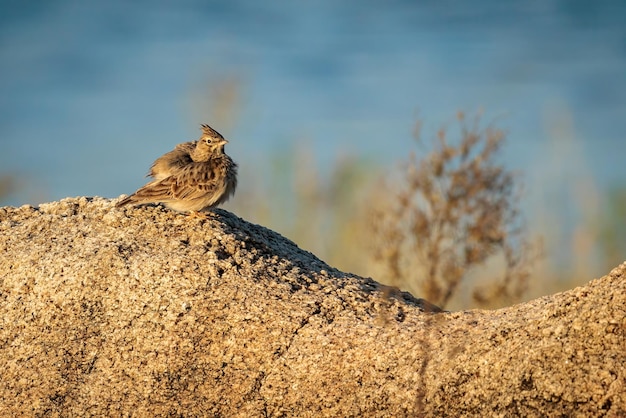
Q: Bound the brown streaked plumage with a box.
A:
[147,140,197,181]
[116,124,238,213]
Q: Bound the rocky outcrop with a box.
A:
[0,197,624,416]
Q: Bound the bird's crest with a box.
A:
[200,124,224,138]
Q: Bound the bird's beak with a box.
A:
[221,139,229,145]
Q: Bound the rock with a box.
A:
[0,197,624,417]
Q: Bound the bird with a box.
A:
[116,124,238,214]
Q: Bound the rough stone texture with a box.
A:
[0,197,624,417]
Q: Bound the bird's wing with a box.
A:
[123,179,175,203]
[129,161,222,203]
[146,141,197,178]
[175,140,198,152]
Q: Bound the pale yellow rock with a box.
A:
[0,197,624,417]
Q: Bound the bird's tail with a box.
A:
[115,195,136,208]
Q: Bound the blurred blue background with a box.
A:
[1,0,625,205]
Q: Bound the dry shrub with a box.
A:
[369,112,539,309]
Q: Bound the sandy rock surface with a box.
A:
[0,197,624,417]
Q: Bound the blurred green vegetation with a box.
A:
[0,175,16,204]
[599,187,626,268]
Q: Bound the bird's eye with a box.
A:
[204,138,212,144]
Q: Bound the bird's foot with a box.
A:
[187,210,209,220]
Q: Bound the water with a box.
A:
[1,0,625,208]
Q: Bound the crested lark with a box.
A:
[116,124,238,213]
